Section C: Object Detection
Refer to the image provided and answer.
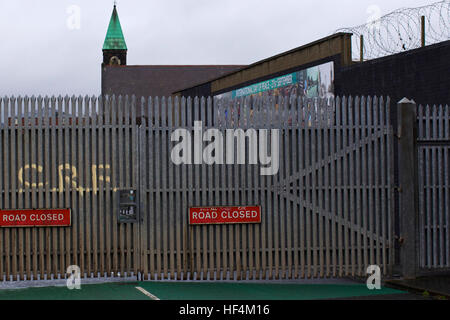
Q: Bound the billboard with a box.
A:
[216,61,334,100]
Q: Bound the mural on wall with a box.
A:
[214,61,334,125]
[216,61,334,100]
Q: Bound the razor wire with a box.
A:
[335,0,450,61]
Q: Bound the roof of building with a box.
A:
[103,5,127,50]
[101,65,247,98]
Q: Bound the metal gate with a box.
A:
[0,94,395,281]
[138,95,395,280]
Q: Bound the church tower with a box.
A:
[102,5,127,66]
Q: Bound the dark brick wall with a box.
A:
[179,81,212,98]
[101,65,245,99]
[336,40,450,106]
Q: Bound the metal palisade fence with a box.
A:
[0,96,139,280]
[417,103,450,270]
[0,94,446,282]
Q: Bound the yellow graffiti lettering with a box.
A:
[92,165,97,195]
[58,164,78,193]
[18,164,44,188]
[92,164,112,195]
[18,163,113,196]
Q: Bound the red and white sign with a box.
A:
[0,209,71,227]
[189,206,261,225]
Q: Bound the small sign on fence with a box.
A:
[189,206,261,225]
[0,209,71,227]
[118,189,138,223]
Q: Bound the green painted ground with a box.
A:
[138,282,405,300]
[0,281,405,300]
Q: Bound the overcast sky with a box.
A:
[0,0,434,96]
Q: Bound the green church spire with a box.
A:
[103,5,127,50]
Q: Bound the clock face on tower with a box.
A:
[109,56,121,66]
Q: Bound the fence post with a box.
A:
[396,98,418,279]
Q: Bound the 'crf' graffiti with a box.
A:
[17,164,118,195]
